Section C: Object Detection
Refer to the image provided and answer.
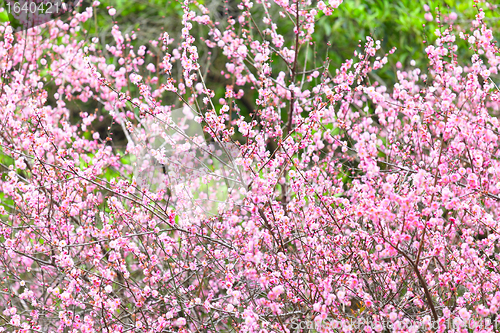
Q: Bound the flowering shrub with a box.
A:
[1,0,500,332]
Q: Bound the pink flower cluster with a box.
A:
[1,1,500,332]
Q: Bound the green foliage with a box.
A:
[315,0,500,82]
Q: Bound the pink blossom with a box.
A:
[329,0,343,8]
[175,317,186,326]
[268,285,284,300]
[2,2,500,332]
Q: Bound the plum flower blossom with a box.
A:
[175,317,186,326]
[130,73,142,84]
[329,0,343,8]
[267,285,284,300]
[1,1,500,332]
